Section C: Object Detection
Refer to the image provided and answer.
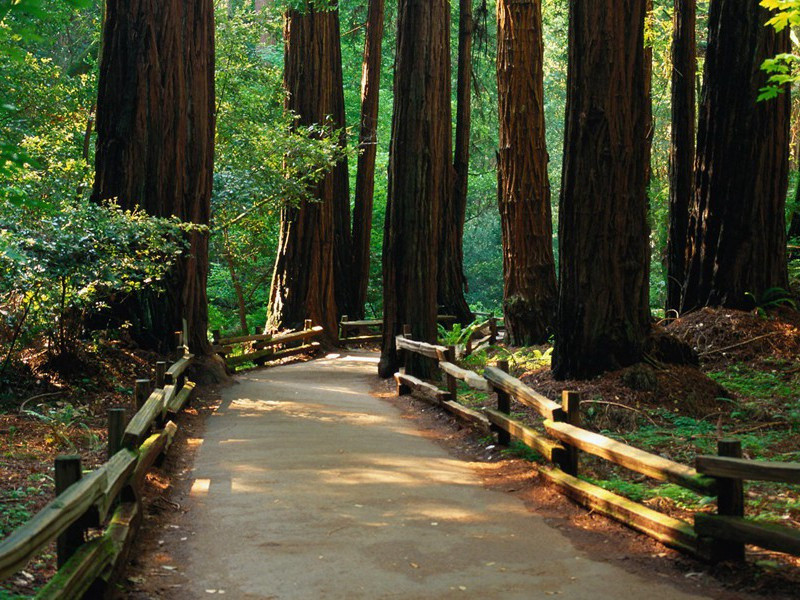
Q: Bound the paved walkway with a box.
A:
[179,354,715,599]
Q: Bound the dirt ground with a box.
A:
[115,354,797,599]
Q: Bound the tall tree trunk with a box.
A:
[267,5,341,338]
[666,0,696,314]
[438,0,473,325]
[496,0,557,346]
[553,0,651,380]
[329,3,354,320]
[352,0,385,320]
[682,1,790,311]
[93,0,215,357]
[379,0,451,378]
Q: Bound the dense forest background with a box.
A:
[6,2,800,594]
[1,0,800,373]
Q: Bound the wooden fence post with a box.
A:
[709,439,746,562]
[340,315,348,341]
[397,325,412,395]
[155,361,167,389]
[55,456,85,567]
[401,324,412,372]
[107,408,126,459]
[489,317,497,345]
[305,319,313,331]
[445,346,458,402]
[556,391,581,476]
[496,360,511,445]
[134,379,150,411]
[212,329,221,345]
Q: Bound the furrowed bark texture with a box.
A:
[666,0,696,314]
[267,5,345,339]
[328,3,354,320]
[352,0,385,320]
[379,0,451,378]
[438,0,474,325]
[496,0,557,346]
[553,0,651,380]
[682,0,790,311]
[92,0,215,355]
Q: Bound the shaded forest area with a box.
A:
[3,0,800,595]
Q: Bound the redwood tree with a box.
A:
[266,4,346,337]
[553,0,651,379]
[328,3,354,320]
[92,0,215,356]
[496,0,557,346]
[665,0,696,314]
[682,0,790,311]
[438,0,473,325]
[351,0,385,320]
[379,0,451,378]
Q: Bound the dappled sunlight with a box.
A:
[339,354,380,364]
[190,478,211,497]
[316,456,475,488]
[221,396,395,428]
[240,377,375,398]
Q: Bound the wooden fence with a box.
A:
[394,330,800,563]
[338,314,503,359]
[338,315,458,345]
[212,320,322,371]
[0,341,196,598]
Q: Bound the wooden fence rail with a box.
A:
[393,327,800,563]
[339,315,457,344]
[0,338,196,597]
[213,321,323,371]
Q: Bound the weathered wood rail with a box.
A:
[393,329,800,564]
[0,340,196,597]
[212,320,322,371]
[338,314,457,344]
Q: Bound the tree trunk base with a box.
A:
[188,354,231,385]
[646,327,698,366]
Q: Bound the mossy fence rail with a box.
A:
[0,339,196,598]
[394,330,800,564]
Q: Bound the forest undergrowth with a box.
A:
[0,337,168,597]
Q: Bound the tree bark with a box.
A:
[665,0,696,314]
[438,0,474,325]
[496,0,557,346]
[682,1,790,311]
[553,0,651,380]
[379,0,451,378]
[92,0,215,356]
[329,2,354,320]
[351,0,385,320]
[267,4,341,338]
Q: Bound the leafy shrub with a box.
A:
[0,200,186,372]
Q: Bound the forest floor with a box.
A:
[1,307,800,597]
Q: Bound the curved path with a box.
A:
[178,354,716,599]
